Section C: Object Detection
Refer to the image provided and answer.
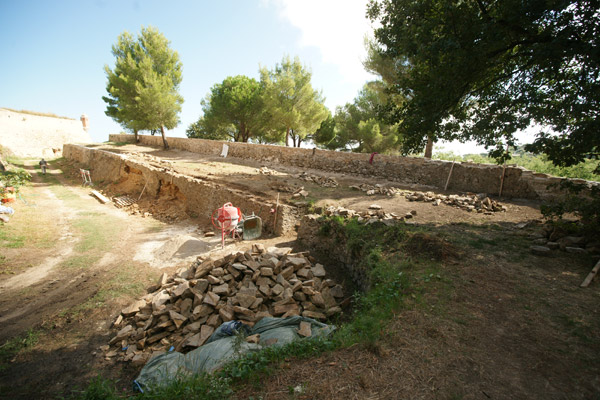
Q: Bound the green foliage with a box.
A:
[368,0,600,169]
[433,151,600,181]
[103,26,183,148]
[0,329,39,371]
[188,75,264,143]
[330,83,400,153]
[540,182,600,240]
[313,112,336,147]
[0,168,31,192]
[260,56,329,147]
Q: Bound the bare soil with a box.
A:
[0,144,598,399]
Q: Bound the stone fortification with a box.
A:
[0,108,91,158]
[109,134,598,201]
[63,144,296,235]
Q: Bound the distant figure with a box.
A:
[39,158,48,174]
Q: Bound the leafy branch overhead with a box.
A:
[368,0,600,169]
[103,26,184,149]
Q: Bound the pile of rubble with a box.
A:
[349,183,402,196]
[258,166,276,175]
[322,205,416,226]
[297,172,338,188]
[404,191,506,214]
[530,224,600,257]
[103,244,345,364]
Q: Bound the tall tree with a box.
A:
[260,56,329,147]
[331,83,400,153]
[368,0,600,168]
[103,26,183,149]
[188,75,264,142]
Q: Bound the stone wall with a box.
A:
[63,144,296,235]
[108,134,598,201]
[1,109,91,158]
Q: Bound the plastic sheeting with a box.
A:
[134,316,334,392]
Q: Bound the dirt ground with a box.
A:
[0,144,598,399]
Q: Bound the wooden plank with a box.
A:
[580,259,600,288]
[91,190,110,204]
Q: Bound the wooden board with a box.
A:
[580,259,600,288]
[90,190,110,204]
[113,196,136,208]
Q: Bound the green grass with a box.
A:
[0,329,39,371]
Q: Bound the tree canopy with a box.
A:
[103,26,183,149]
[367,0,600,168]
[260,56,329,147]
[327,82,400,153]
[187,75,264,142]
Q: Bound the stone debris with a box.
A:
[297,172,338,188]
[404,191,506,214]
[322,205,408,226]
[531,225,599,257]
[105,246,345,363]
[350,183,401,196]
[258,166,276,175]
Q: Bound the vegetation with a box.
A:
[188,56,328,147]
[259,56,329,147]
[433,151,600,181]
[367,0,600,170]
[75,218,433,399]
[103,26,184,149]
[1,108,75,120]
[186,75,264,142]
[0,329,39,371]
[326,82,400,154]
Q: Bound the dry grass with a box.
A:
[1,107,75,120]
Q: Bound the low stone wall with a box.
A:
[108,134,598,201]
[63,144,296,235]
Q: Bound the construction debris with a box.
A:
[350,183,401,196]
[258,166,276,175]
[90,190,110,204]
[404,191,506,214]
[105,245,345,363]
[323,205,410,226]
[113,195,136,208]
[297,172,338,188]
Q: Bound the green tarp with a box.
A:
[134,316,334,392]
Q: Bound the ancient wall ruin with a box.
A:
[0,109,91,158]
[109,134,598,201]
[63,144,296,235]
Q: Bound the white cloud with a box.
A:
[269,0,376,85]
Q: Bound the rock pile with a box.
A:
[322,205,415,226]
[529,224,600,257]
[258,166,276,175]
[350,183,401,196]
[297,172,338,188]
[404,191,506,214]
[104,244,345,364]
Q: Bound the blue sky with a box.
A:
[1,0,534,153]
[1,0,377,143]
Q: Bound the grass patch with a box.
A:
[2,107,75,120]
[0,329,39,371]
[75,217,457,399]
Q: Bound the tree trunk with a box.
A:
[160,126,169,150]
[134,129,139,143]
[424,134,434,159]
[297,137,302,148]
[285,127,290,147]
